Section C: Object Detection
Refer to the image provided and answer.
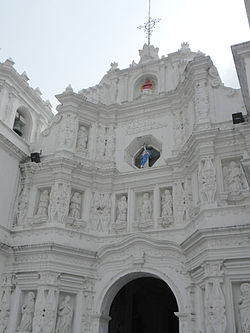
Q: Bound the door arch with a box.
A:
[108,276,179,333]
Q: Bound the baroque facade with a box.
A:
[0,21,250,333]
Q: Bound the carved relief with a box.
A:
[126,116,168,135]
[173,182,186,224]
[160,188,173,227]
[174,111,184,148]
[17,292,36,332]
[96,125,116,161]
[116,195,128,224]
[238,283,250,333]
[223,160,248,194]
[204,279,226,333]
[68,191,82,219]
[59,113,77,149]
[0,286,11,333]
[33,288,58,333]
[194,79,210,123]
[137,192,153,229]
[55,296,73,333]
[199,157,216,204]
[90,192,111,232]
[36,189,50,216]
[16,186,30,225]
[49,182,71,223]
[76,125,88,155]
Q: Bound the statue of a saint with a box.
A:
[55,296,73,333]
[139,193,152,221]
[140,144,152,168]
[68,192,81,219]
[238,283,250,333]
[227,161,244,194]
[36,190,50,216]
[116,196,127,223]
[17,292,35,332]
[161,189,173,219]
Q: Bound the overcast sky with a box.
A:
[0,0,249,111]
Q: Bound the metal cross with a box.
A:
[138,0,161,45]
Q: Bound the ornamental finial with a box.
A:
[137,0,161,45]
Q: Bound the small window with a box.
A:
[13,110,26,137]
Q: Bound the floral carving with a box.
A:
[90,192,111,232]
[49,182,71,223]
[238,283,250,333]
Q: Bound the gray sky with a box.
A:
[0,0,249,111]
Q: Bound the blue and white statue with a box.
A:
[140,144,152,168]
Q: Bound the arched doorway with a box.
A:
[108,277,179,333]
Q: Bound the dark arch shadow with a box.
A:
[108,277,179,333]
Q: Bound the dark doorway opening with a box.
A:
[108,277,179,333]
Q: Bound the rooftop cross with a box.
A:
[137,0,161,46]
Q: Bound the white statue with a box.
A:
[17,292,35,332]
[91,192,111,232]
[161,189,173,220]
[36,189,50,216]
[116,196,127,223]
[76,126,88,152]
[139,193,152,221]
[238,283,250,333]
[225,161,245,194]
[199,157,216,204]
[68,192,81,219]
[55,296,73,333]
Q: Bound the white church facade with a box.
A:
[0,8,250,333]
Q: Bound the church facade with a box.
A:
[0,31,250,333]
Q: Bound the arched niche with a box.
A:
[125,135,162,169]
[133,74,158,100]
[12,106,33,141]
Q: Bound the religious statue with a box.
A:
[17,292,35,332]
[238,283,250,333]
[0,290,10,333]
[36,189,50,216]
[224,161,245,194]
[199,157,216,204]
[68,192,81,219]
[139,193,152,221]
[76,126,88,153]
[116,196,128,223]
[140,144,152,168]
[55,296,73,333]
[161,189,173,220]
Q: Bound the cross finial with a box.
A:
[138,0,161,45]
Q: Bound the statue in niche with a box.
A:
[224,161,245,194]
[68,192,81,219]
[238,283,250,333]
[161,189,173,220]
[116,196,128,223]
[17,292,35,332]
[91,192,111,232]
[49,183,71,223]
[199,157,216,204]
[76,126,88,152]
[139,193,152,221]
[140,144,152,168]
[36,189,50,216]
[55,296,73,333]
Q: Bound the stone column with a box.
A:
[33,272,59,333]
[153,185,160,228]
[127,188,134,232]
